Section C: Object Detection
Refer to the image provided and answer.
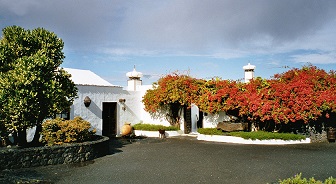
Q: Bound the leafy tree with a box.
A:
[271,66,336,131]
[236,66,336,132]
[0,26,77,146]
[196,78,242,115]
[142,73,203,127]
[143,65,336,133]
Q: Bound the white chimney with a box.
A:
[243,63,256,83]
[126,65,143,91]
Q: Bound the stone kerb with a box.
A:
[197,134,311,145]
[134,130,181,138]
[0,136,109,170]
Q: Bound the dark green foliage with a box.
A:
[0,26,77,146]
[133,123,179,131]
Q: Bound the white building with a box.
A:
[65,66,243,137]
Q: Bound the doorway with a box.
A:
[102,102,117,137]
[184,106,192,134]
[197,111,204,128]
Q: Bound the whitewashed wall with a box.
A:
[137,85,172,127]
[71,85,144,136]
[202,111,230,128]
[71,84,229,136]
[191,104,199,133]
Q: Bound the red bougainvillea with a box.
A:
[142,73,203,112]
[142,73,204,126]
[196,79,241,114]
[143,66,336,129]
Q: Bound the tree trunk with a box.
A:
[31,124,42,146]
[17,128,28,147]
[12,130,18,145]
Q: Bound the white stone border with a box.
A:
[134,130,311,145]
[134,130,181,138]
[197,134,311,145]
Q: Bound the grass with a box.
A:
[133,123,179,131]
[229,131,306,141]
[197,128,306,141]
[197,128,224,135]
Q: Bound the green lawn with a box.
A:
[197,128,306,141]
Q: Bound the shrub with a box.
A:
[41,117,96,146]
[279,173,336,184]
[228,131,306,141]
[133,123,179,131]
[197,128,224,135]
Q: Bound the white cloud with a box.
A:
[0,0,39,16]
[266,60,281,66]
[211,50,249,60]
[102,48,159,56]
[292,52,336,64]
[1,0,336,66]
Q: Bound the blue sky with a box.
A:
[1,0,336,86]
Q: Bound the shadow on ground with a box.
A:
[0,136,163,184]
[108,135,167,154]
[109,136,144,154]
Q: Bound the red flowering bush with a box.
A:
[255,66,335,123]
[196,79,241,114]
[143,65,336,132]
[229,66,336,131]
[142,73,204,127]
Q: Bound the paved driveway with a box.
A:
[2,137,336,184]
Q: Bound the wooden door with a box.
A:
[102,102,117,137]
[184,106,192,134]
[197,111,204,128]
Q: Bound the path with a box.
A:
[1,137,336,184]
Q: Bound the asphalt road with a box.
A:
[2,136,336,184]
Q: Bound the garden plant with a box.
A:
[0,26,77,147]
[278,173,336,184]
[41,117,96,146]
[133,123,179,131]
[143,65,336,134]
[197,128,306,141]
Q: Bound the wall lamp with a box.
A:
[84,96,91,107]
[119,98,126,111]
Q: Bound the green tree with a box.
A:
[0,26,77,147]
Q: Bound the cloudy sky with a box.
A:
[1,0,336,86]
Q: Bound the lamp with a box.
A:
[119,98,126,111]
[84,96,91,107]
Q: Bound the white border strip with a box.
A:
[134,130,311,145]
[197,134,311,145]
[134,130,181,137]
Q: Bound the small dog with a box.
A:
[158,129,166,139]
